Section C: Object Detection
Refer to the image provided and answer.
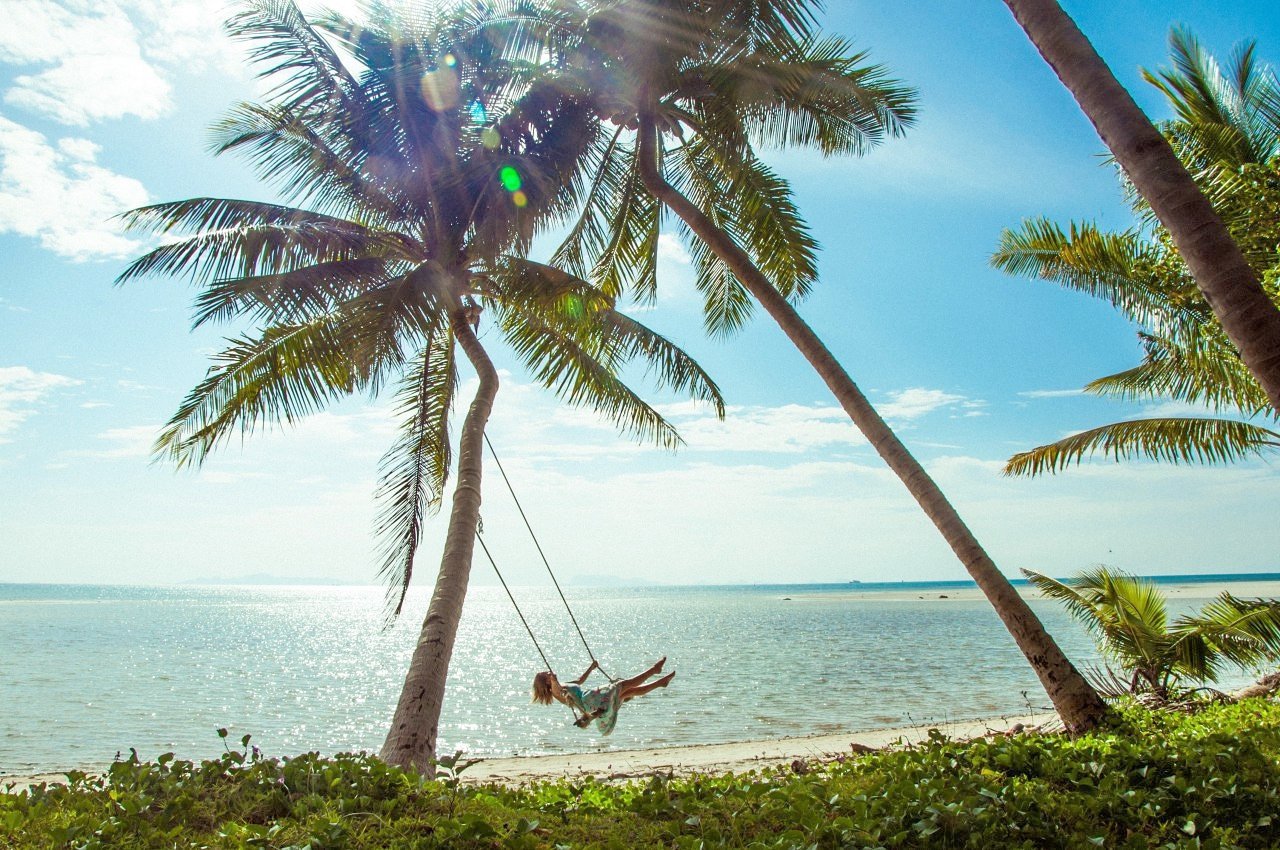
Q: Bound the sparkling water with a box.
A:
[0,581,1259,773]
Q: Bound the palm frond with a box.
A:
[1174,594,1280,673]
[192,257,399,328]
[496,307,684,450]
[116,198,404,284]
[154,313,372,468]
[227,0,363,118]
[991,218,1203,326]
[210,102,405,221]
[688,36,917,156]
[1004,417,1280,476]
[373,326,457,618]
[1086,331,1272,416]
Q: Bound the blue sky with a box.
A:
[1,0,1278,587]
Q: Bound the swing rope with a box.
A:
[477,528,590,725]
[475,527,554,674]
[482,432,616,682]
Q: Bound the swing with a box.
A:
[475,433,621,728]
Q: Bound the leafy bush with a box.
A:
[4,700,1280,848]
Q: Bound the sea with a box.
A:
[1,576,1274,775]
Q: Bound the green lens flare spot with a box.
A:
[499,166,522,192]
[564,293,584,319]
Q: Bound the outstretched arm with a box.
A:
[570,660,599,685]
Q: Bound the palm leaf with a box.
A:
[1004,417,1280,476]
[374,325,457,617]
[116,199,404,285]
[192,257,399,328]
[154,313,372,467]
[992,218,1203,327]
[1086,330,1272,416]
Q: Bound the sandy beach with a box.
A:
[780,579,1280,605]
[1,712,1055,792]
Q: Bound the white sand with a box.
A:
[781,579,1280,604]
[458,712,1057,784]
[0,712,1055,792]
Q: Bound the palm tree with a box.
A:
[1027,568,1280,700]
[994,30,1280,475]
[998,0,1280,412]
[514,0,1108,730]
[118,0,724,774]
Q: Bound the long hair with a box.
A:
[531,670,556,704]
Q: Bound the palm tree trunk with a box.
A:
[636,116,1108,732]
[380,310,499,774]
[1001,0,1280,411]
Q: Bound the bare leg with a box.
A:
[620,671,675,702]
[615,657,666,691]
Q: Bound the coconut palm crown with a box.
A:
[1027,567,1280,699]
[119,0,722,609]
[994,28,1280,476]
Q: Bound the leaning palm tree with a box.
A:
[994,30,1280,475]
[1027,567,1280,700]
[118,0,723,773]
[511,0,1108,730]
[998,0,1280,412]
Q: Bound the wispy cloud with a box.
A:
[0,1,239,126]
[878,388,972,420]
[0,114,149,259]
[0,365,79,442]
[1019,389,1085,399]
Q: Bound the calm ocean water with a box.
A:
[0,578,1270,774]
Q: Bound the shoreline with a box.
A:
[1,711,1056,792]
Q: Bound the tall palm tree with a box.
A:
[1027,567,1280,699]
[994,30,1280,475]
[118,0,724,773]
[515,0,1108,730]
[999,0,1280,412]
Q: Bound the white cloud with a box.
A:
[877,387,970,420]
[0,365,79,442]
[0,114,149,259]
[0,1,169,125]
[656,233,691,265]
[0,0,241,126]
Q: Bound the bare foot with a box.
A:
[654,671,675,688]
[654,656,667,674]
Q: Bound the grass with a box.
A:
[4,700,1280,848]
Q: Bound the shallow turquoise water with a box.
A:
[0,581,1258,773]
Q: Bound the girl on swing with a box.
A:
[532,657,674,735]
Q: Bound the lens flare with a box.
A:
[480,128,501,149]
[420,66,460,111]
[499,166,522,192]
[443,53,457,67]
[512,190,528,208]
[563,293,584,319]
[468,99,487,125]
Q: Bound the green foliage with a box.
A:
[993,28,1280,475]
[1028,567,1280,696]
[7,702,1280,848]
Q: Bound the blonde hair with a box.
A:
[531,670,556,705]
